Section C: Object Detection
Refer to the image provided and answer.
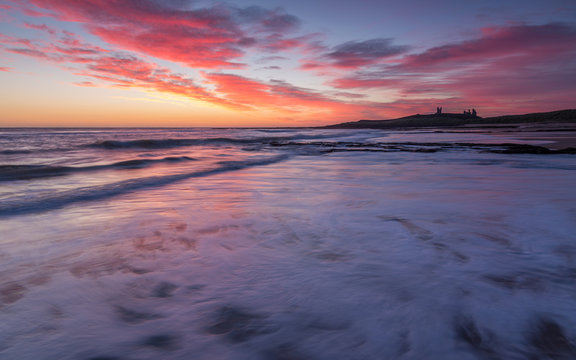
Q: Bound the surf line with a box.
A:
[0,155,290,217]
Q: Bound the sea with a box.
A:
[1,127,575,360]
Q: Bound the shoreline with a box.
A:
[377,122,576,150]
[453,124,576,150]
[489,131,576,150]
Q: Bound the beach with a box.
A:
[1,127,576,360]
[463,121,576,150]
[493,131,576,150]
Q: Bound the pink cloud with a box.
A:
[21,0,309,69]
[0,66,12,72]
[256,55,288,64]
[0,29,246,110]
[5,0,574,120]
[325,38,410,67]
[205,72,341,111]
[260,65,281,70]
[0,33,34,47]
[22,8,53,17]
[24,22,57,35]
[302,38,409,70]
[329,23,576,116]
[343,23,576,84]
[8,47,53,60]
[73,81,96,87]
[203,73,386,118]
[330,77,410,89]
[400,23,576,70]
[261,33,324,53]
[2,23,384,119]
[204,73,273,108]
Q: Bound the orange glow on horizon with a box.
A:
[1,1,575,127]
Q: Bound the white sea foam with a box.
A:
[0,129,575,359]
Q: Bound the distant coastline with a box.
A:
[324,109,576,130]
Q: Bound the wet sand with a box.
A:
[453,122,576,150]
[511,132,576,150]
[489,131,576,150]
[2,127,576,359]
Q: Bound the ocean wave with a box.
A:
[0,149,34,155]
[89,138,203,149]
[0,156,196,182]
[267,141,576,154]
[0,164,70,181]
[87,134,343,150]
[0,155,289,217]
[0,133,350,154]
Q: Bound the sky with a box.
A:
[0,0,575,127]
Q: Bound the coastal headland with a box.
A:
[325,109,576,130]
[324,109,576,150]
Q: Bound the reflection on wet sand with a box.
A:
[1,149,576,359]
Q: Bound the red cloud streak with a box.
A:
[3,0,575,120]
[330,23,576,115]
[1,25,386,120]
[23,0,308,69]
[303,38,410,70]
[204,73,383,117]
[401,23,576,70]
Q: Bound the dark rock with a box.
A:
[457,318,483,347]
[412,148,439,152]
[483,275,517,289]
[206,307,259,335]
[262,344,308,360]
[0,283,28,304]
[115,306,163,324]
[127,267,152,275]
[314,252,351,262]
[206,306,278,343]
[454,317,500,359]
[530,318,576,359]
[482,274,544,292]
[489,144,554,154]
[187,284,206,291]
[142,334,180,351]
[487,143,576,154]
[308,317,351,331]
[398,331,411,355]
[152,282,179,298]
[267,139,576,155]
[557,147,576,154]
[451,250,470,262]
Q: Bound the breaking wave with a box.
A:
[0,155,289,217]
[87,134,346,150]
[0,156,197,182]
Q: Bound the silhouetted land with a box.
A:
[325,109,576,130]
